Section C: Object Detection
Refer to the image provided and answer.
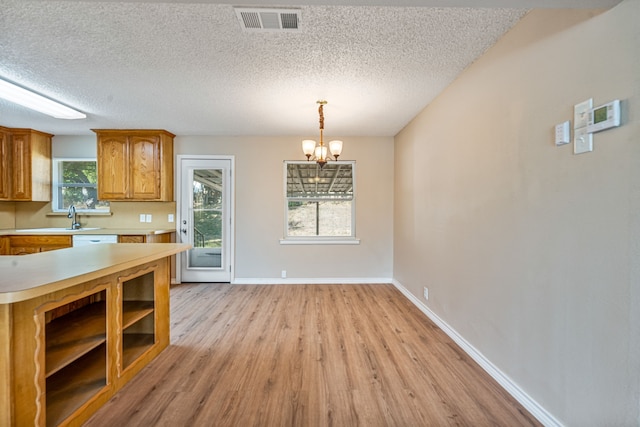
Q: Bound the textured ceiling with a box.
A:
[0,1,618,137]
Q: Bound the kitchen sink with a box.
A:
[15,227,101,232]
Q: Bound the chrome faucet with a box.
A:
[68,205,81,230]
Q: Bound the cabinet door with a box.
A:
[129,136,161,199]
[145,233,172,243]
[118,235,146,243]
[98,135,129,199]
[0,236,8,255]
[9,235,72,254]
[0,129,9,199]
[10,132,31,200]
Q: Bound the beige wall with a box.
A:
[7,135,177,230]
[175,136,394,281]
[0,203,16,229]
[13,200,176,230]
[394,2,639,425]
[7,131,393,282]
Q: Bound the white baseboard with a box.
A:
[232,277,393,285]
[391,279,563,427]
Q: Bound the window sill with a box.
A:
[280,237,360,245]
[47,211,112,217]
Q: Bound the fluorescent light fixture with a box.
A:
[0,78,86,119]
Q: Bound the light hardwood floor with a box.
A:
[84,283,541,426]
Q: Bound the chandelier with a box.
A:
[301,100,343,168]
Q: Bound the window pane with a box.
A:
[60,187,109,210]
[54,160,110,211]
[287,200,352,236]
[287,163,353,199]
[62,161,96,184]
[285,161,355,238]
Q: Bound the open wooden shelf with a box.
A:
[122,300,154,329]
[45,302,106,378]
[46,343,107,427]
[122,333,155,369]
[120,269,156,372]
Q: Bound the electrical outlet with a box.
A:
[423,287,429,301]
[281,270,287,279]
[146,214,152,223]
[168,214,174,223]
[139,214,146,223]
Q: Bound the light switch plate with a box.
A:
[145,214,152,223]
[139,214,146,223]
[574,99,593,129]
[574,127,593,154]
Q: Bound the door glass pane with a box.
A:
[188,169,223,269]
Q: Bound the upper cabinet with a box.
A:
[0,126,53,202]
[0,128,9,199]
[94,129,174,201]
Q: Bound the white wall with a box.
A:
[394,2,639,425]
[175,136,394,282]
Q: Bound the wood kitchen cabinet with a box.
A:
[8,235,72,255]
[0,236,9,255]
[0,245,181,427]
[94,129,174,201]
[118,232,173,244]
[0,128,10,199]
[0,126,53,201]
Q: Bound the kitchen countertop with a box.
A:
[0,228,176,236]
[0,243,190,303]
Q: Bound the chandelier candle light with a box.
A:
[302,100,343,168]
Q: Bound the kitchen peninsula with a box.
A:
[0,243,189,426]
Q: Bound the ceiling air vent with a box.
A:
[234,8,300,32]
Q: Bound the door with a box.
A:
[178,156,233,282]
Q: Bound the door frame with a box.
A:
[175,154,235,283]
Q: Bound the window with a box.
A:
[52,159,110,212]
[283,161,357,243]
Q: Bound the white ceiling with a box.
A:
[0,0,620,137]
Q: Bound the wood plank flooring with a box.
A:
[83,283,541,426]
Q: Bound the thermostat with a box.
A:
[587,99,620,133]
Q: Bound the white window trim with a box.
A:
[279,236,360,245]
[281,160,359,245]
[51,158,109,213]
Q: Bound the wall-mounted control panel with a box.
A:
[586,99,620,133]
[563,98,623,154]
[574,127,592,154]
[555,121,571,146]
[574,99,593,154]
